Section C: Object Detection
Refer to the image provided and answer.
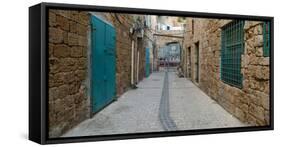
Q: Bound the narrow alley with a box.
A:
[63,68,245,137]
[48,10,270,138]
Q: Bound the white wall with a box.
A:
[0,0,279,147]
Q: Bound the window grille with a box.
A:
[263,22,270,57]
[221,20,244,88]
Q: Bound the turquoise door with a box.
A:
[91,15,116,113]
[145,48,150,77]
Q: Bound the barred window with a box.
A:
[263,22,270,57]
[221,20,244,88]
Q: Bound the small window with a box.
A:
[221,20,244,88]
[167,26,170,30]
[263,22,270,57]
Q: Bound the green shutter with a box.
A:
[221,20,244,88]
[263,22,270,57]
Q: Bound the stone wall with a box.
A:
[155,30,183,69]
[182,18,270,126]
[111,13,135,96]
[91,13,146,96]
[48,10,91,138]
[155,30,184,50]
[48,11,150,137]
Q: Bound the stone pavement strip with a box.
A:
[62,71,247,137]
[159,71,177,131]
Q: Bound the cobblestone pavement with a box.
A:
[63,70,246,137]
[62,72,165,137]
[168,71,247,130]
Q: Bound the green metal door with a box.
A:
[91,15,116,113]
[145,48,150,77]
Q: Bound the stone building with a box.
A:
[48,10,156,138]
[155,30,184,67]
[154,16,185,68]
[181,18,270,126]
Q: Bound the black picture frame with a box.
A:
[29,2,274,144]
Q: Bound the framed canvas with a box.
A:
[29,2,274,144]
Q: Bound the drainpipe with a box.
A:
[137,50,140,82]
[131,41,135,85]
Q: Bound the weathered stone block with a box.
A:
[247,114,258,126]
[75,70,87,81]
[53,44,70,58]
[82,47,88,57]
[254,35,263,47]
[264,110,270,125]
[241,54,249,68]
[74,92,84,104]
[49,57,59,74]
[78,36,87,46]
[260,93,270,110]
[264,81,270,94]
[249,104,265,121]
[245,39,254,54]
[260,57,269,66]
[56,10,71,19]
[70,46,83,57]
[58,58,77,72]
[69,82,80,95]
[240,104,249,113]
[235,107,246,122]
[49,87,58,101]
[254,24,263,35]
[255,47,263,57]
[254,66,269,80]
[77,58,87,70]
[246,28,255,40]
[69,11,79,21]
[48,103,57,126]
[57,84,70,100]
[248,94,261,106]
[69,21,78,33]
[77,23,88,36]
[53,98,64,115]
[244,21,263,30]
[49,27,63,43]
[256,118,267,126]
[57,15,70,31]
[63,107,75,129]
[64,71,76,84]
[49,43,54,57]
[64,95,75,108]
[63,31,68,44]
[68,32,79,46]
[49,73,65,87]
[49,12,56,27]
[78,12,89,25]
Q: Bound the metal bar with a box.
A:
[221,20,244,88]
[153,33,184,39]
